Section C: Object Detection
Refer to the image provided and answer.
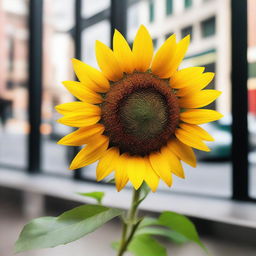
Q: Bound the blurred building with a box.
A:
[0,0,29,133]
[0,0,74,134]
[0,0,255,134]
[248,0,256,116]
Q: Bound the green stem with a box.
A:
[117,188,141,256]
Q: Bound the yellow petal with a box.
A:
[144,157,160,192]
[164,35,190,78]
[167,138,196,167]
[161,146,185,178]
[180,109,223,124]
[113,29,134,73]
[58,124,105,146]
[149,151,173,186]
[175,128,210,152]
[55,101,100,115]
[71,59,109,92]
[178,90,222,108]
[132,25,153,72]
[57,113,100,127]
[69,135,109,169]
[151,34,177,77]
[62,81,103,104]
[170,67,205,89]
[96,147,119,181]
[126,155,146,190]
[115,154,129,191]
[176,72,215,96]
[179,123,214,141]
[95,40,123,81]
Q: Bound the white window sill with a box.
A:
[1,168,256,229]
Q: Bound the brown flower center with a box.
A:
[101,72,179,156]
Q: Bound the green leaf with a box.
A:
[159,211,207,252]
[15,205,122,253]
[77,191,105,204]
[128,234,167,256]
[139,217,160,228]
[140,182,151,198]
[136,227,189,244]
[133,183,151,208]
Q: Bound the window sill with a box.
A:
[0,168,256,229]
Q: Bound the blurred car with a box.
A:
[197,114,256,161]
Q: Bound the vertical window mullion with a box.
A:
[73,0,83,180]
[28,0,43,174]
[231,0,249,200]
[111,0,127,44]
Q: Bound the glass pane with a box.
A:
[80,20,110,181]
[41,0,75,176]
[181,25,193,40]
[0,0,29,170]
[126,0,232,197]
[166,0,173,16]
[165,32,173,39]
[185,0,193,9]
[127,2,141,35]
[81,0,110,19]
[81,19,110,67]
[201,16,216,38]
[248,0,256,198]
[149,1,155,23]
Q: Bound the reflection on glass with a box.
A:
[0,0,28,169]
[248,0,256,198]
[42,0,75,176]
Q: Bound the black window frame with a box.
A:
[0,0,252,202]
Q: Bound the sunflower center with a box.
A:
[101,72,179,156]
[119,89,168,140]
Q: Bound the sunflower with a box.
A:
[56,25,223,192]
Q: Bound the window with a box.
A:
[149,1,155,23]
[249,62,256,78]
[184,0,192,9]
[201,16,216,38]
[165,32,173,39]
[181,25,193,40]
[152,38,158,47]
[0,0,254,204]
[166,0,173,16]
[42,0,75,176]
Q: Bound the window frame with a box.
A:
[0,0,252,203]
